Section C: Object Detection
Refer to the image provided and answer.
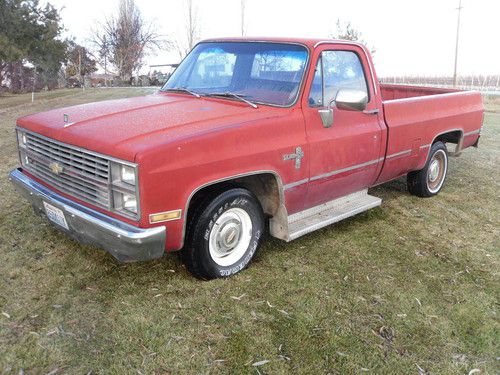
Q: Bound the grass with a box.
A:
[0,88,498,374]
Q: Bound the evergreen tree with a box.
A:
[0,0,67,92]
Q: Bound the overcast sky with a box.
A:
[46,0,499,77]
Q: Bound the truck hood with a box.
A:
[17,92,284,161]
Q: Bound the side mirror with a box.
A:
[335,89,368,112]
[318,89,368,128]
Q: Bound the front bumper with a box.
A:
[9,168,166,262]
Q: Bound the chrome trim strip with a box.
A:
[310,157,384,182]
[284,178,309,190]
[420,144,431,150]
[9,168,165,262]
[464,129,481,136]
[385,149,411,159]
[284,146,419,191]
[284,157,384,191]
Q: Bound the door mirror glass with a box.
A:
[335,89,368,111]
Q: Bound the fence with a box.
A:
[379,75,500,94]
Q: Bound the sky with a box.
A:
[45,0,500,77]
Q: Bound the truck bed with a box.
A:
[380,83,459,100]
[376,84,484,184]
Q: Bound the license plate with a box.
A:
[43,202,69,230]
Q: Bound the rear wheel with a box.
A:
[182,188,264,279]
[407,141,448,197]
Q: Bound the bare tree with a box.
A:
[65,41,97,86]
[331,19,375,54]
[91,33,111,86]
[175,0,200,59]
[92,0,163,82]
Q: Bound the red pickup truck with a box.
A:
[10,38,483,279]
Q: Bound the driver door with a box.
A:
[301,45,384,207]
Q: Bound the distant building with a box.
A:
[149,64,178,86]
[89,73,115,87]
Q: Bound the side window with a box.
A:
[309,50,368,107]
[308,57,323,106]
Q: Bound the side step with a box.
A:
[286,189,381,241]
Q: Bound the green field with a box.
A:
[0,89,498,374]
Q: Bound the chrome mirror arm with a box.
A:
[318,98,337,128]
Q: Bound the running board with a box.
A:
[284,190,381,241]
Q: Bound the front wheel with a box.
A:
[407,141,448,197]
[182,188,264,279]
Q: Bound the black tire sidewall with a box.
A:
[191,189,264,278]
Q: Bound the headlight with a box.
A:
[21,154,30,167]
[17,130,27,148]
[120,165,136,185]
[122,193,137,212]
[113,191,138,214]
[16,129,29,167]
[111,162,137,186]
[110,161,139,218]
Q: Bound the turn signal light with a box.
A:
[149,209,182,224]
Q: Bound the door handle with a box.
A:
[363,109,380,115]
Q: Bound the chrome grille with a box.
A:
[23,132,111,209]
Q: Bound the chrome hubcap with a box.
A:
[209,208,252,267]
[428,159,440,182]
[218,222,241,251]
[427,149,447,193]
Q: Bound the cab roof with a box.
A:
[200,37,366,51]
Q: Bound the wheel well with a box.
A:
[434,130,462,145]
[186,173,283,222]
[433,130,463,155]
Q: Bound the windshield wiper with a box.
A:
[163,87,201,98]
[204,92,258,109]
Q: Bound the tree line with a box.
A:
[0,0,163,94]
[0,0,369,95]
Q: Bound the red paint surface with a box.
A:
[16,38,484,251]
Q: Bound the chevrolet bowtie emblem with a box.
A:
[283,146,304,169]
[49,161,64,175]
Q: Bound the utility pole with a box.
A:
[78,49,85,91]
[241,0,246,36]
[103,35,108,87]
[32,65,36,103]
[453,0,463,87]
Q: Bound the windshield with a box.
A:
[162,42,309,106]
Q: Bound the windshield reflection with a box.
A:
[162,42,309,106]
